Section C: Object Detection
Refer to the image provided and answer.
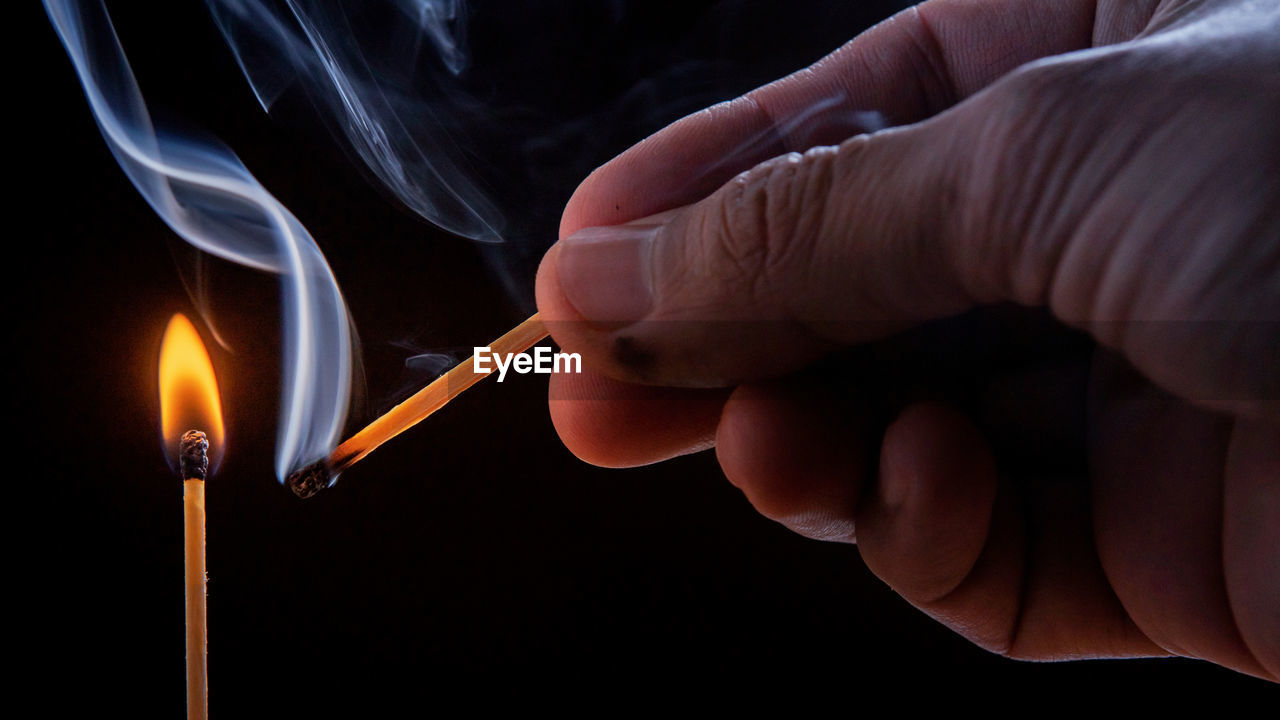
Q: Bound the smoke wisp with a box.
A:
[46,0,356,483]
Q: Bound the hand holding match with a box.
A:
[534,0,1280,680]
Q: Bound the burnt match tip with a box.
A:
[180,430,209,481]
[286,460,334,499]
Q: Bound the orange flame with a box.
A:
[159,314,225,464]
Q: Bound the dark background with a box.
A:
[21,0,1274,713]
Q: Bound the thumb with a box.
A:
[537,92,1011,387]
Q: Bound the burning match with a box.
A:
[288,312,548,497]
[159,314,224,720]
[180,430,209,720]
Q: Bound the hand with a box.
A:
[535,0,1279,679]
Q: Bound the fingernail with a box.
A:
[555,224,658,325]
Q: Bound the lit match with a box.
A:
[180,430,209,720]
[159,314,224,720]
[288,312,548,497]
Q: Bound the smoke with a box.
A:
[203,0,899,304]
[45,0,355,482]
[202,1,751,262]
[206,0,503,242]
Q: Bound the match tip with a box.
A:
[286,460,334,499]
[180,430,209,481]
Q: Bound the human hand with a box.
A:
[535,0,1279,679]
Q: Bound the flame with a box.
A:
[160,314,225,464]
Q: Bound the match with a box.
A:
[180,430,209,720]
[288,312,549,498]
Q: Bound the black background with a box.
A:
[21,0,1274,714]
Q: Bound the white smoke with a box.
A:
[206,0,504,242]
[45,0,355,482]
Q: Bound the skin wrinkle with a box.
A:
[1128,163,1275,414]
[907,154,972,318]
[882,122,978,317]
[911,508,999,609]
[947,101,1030,305]
[716,170,770,294]
[905,6,961,112]
[972,61,1106,308]
[787,146,839,318]
[1175,126,1280,308]
[1094,120,1221,327]
[802,136,926,341]
[1223,423,1280,678]
[819,148,910,330]
[1147,0,1225,34]
[1084,0,1101,49]
[981,76,1074,307]
[861,13,944,122]
[1174,429,1238,664]
[753,160,793,309]
[1027,60,1144,299]
[1050,178,1144,337]
[1002,473,1153,661]
[1218,420,1272,678]
[998,482,1043,659]
[767,150,831,304]
[740,93,790,156]
[1094,0,1163,44]
[981,44,1174,314]
[653,214,695,310]
[749,158,783,289]
[1043,62,1167,323]
[1162,160,1259,315]
[872,438,1025,655]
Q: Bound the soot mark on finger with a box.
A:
[613,335,656,379]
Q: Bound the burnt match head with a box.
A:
[287,460,334,499]
[180,430,209,481]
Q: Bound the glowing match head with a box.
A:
[180,430,210,481]
[287,460,334,499]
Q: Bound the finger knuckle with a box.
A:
[699,149,836,303]
[961,54,1127,305]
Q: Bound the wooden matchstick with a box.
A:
[180,430,209,720]
[288,313,549,498]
